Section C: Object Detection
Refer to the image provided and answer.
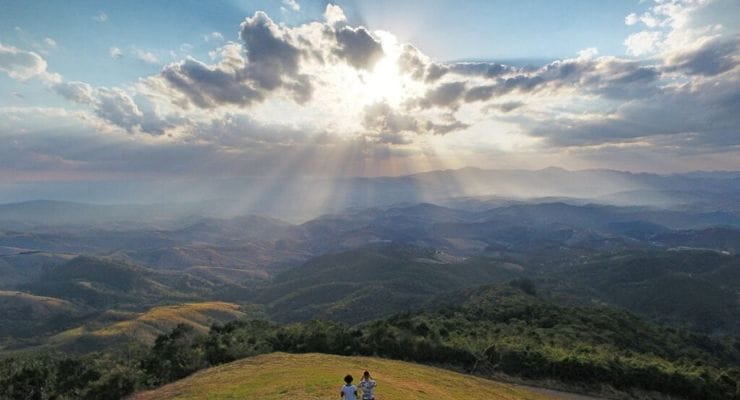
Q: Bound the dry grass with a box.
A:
[131,352,562,400]
[53,301,247,346]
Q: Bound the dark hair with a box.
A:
[363,370,370,377]
[344,374,353,384]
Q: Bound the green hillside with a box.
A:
[0,290,84,341]
[131,352,562,400]
[258,243,520,323]
[21,256,221,308]
[545,250,740,334]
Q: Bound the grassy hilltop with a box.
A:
[131,352,567,400]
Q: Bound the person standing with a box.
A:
[340,374,358,400]
[359,370,377,400]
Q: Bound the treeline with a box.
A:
[2,284,740,400]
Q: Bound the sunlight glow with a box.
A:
[361,55,404,107]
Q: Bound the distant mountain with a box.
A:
[3,167,740,222]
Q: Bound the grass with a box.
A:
[49,302,250,350]
[131,352,563,400]
[94,301,245,339]
[0,290,77,310]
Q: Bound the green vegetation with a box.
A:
[544,250,740,334]
[5,282,737,400]
[132,352,556,400]
[20,256,221,308]
[258,243,521,323]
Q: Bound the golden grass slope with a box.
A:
[131,352,566,400]
[51,301,249,348]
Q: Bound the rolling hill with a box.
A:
[257,243,521,323]
[48,302,254,352]
[0,290,85,341]
[20,256,222,308]
[130,352,571,400]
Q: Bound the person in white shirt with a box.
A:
[340,374,358,400]
[359,370,377,400]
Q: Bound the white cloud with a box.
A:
[282,0,300,12]
[625,12,660,28]
[93,11,108,22]
[131,47,159,64]
[204,32,224,42]
[624,31,663,56]
[43,38,57,50]
[0,42,59,82]
[324,4,347,26]
[625,13,639,26]
[11,2,736,176]
[109,46,123,59]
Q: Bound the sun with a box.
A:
[361,55,405,107]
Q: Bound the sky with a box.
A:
[1,0,739,188]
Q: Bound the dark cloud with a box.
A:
[485,101,525,113]
[416,57,661,108]
[416,81,466,109]
[161,58,262,108]
[154,10,388,110]
[363,102,468,138]
[464,84,496,102]
[425,119,469,135]
[157,11,315,109]
[397,44,427,80]
[363,102,419,135]
[448,62,517,78]
[333,26,384,70]
[240,11,302,90]
[527,76,740,148]
[664,36,739,76]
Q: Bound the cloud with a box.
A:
[663,35,739,76]
[131,47,159,64]
[43,38,57,50]
[526,71,740,149]
[54,81,170,134]
[333,26,384,70]
[53,81,95,104]
[624,12,660,28]
[109,46,123,59]
[153,11,316,109]
[485,101,524,113]
[16,2,737,177]
[282,0,300,12]
[204,32,224,42]
[93,11,108,23]
[624,31,663,56]
[158,56,264,108]
[239,12,302,91]
[324,4,347,26]
[415,81,466,109]
[0,43,58,82]
[151,6,389,110]
[363,101,468,139]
